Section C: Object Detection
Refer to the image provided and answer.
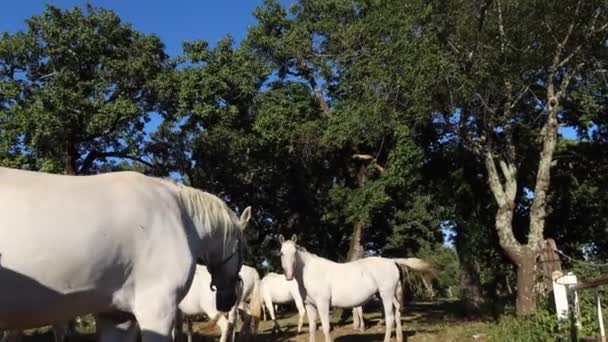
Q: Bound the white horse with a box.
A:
[0,167,251,342]
[279,235,437,342]
[177,264,262,342]
[260,272,306,334]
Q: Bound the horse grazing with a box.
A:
[279,235,437,342]
[260,272,306,334]
[177,264,262,342]
[0,167,251,342]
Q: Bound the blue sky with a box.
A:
[1,0,293,56]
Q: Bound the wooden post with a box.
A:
[597,288,606,342]
[540,239,562,292]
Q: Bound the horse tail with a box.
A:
[392,258,438,274]
[393,258,439,298]
[393,262,406,313]
[248,269,263,334]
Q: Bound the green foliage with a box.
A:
[488,289,608,342]
[488,306,568,342]
[419,245,462,298]
[0,4,168,174]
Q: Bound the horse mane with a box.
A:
[160,178,243,244]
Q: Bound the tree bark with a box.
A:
[459,258,485,316]
[514,250,537,316]
[346,163,369,261]
[63,142,78,175]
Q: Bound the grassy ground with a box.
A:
[15,300,495,341]
[193,300,494,341]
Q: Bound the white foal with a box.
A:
[260,272,306,334]
[279,235,437,342]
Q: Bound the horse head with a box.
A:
[278,234,298,281]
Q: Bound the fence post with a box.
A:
[553,271,577,320]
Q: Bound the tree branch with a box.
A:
[352,154,375,161]
[496,0,507,54]
[549,0,581,74]
[483,148,506,207]
[79,149,154,174]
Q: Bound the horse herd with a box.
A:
[0,167,437,342]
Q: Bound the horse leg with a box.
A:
[393,297,403,342]
[352,308,359,330]
[265,298,280,334]
[95,315,139,342]
[305,303,318,342]
[316,302,332,342]
[295,299,306,334]
[394,281,404,342]
[216,314,234,342]
[0,330,20,342]
[355,307,365,331]
[52,322,69,342]
[134,295,177,342]
[229,309,238,342]
[186,317,193,342]
[379,291,395,342]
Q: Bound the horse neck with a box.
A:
[295,248,325,270]
[176,184,240,264]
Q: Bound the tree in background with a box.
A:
[247,0,446,262]
[0,4,168,174]
[428,0,607,315]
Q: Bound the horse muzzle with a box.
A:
[216,289,237,312]
[284,272,294,281]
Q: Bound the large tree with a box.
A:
[248,0,445,262]
[0,4,168,174]
[429,0,607,315]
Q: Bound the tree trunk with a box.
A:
[63,142,78,175]
[459,260,485,316]
[514,250,537,316]
[346,163,369,261]
[347,222,365,261]
[456,229,485,316]
[340,163,369,323]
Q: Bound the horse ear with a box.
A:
[278,234,285,244]
[291,234,298,243]
[239,206,252,229]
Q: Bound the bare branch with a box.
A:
[497,0,507,54]
[373,164,385,174]
[483,148,506,206]
[352,154,375,161]
[458,107,482,155]
[33,71,58,82]
[509,86,529,110]
[79,149,154,174]
[549,0,581,73]
[476,93,497,115]
[557,62,585,100]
